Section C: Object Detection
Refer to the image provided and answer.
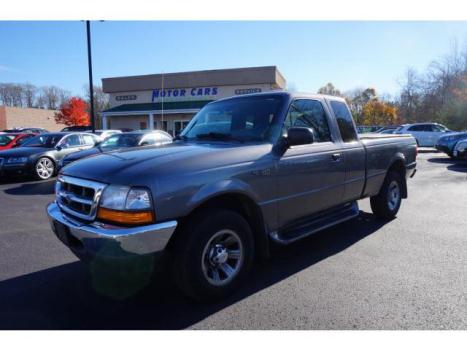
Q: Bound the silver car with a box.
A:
[395,123,452,147]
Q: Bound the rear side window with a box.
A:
[408,125,426,131]
[82,134,97,146]
[330,101,358,142]
[284,99,331,143]
[62,134,81,147]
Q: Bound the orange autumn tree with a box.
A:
[362,100,399,126]
[54,97,91,126]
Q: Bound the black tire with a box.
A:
[370,171,403,220]
[34,157,55,180]
[171,209,255,302]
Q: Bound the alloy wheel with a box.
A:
[36,158,54,179]
[201,229,244,287]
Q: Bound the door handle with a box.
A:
[331,153,342,162]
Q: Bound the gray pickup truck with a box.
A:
[47,92,417,301]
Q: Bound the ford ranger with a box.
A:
[47,92,417,301]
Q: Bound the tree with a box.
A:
[345,87,378,124]
[317,83,342,97]
[22,83,37,108]
[39,86,69,110]
[54,97,90,126]
[84,84,109,116]
[362,100,398,126]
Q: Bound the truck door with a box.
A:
[276,99,346,228]
[328,100,366,202]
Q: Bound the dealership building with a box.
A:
[101,66,286,135]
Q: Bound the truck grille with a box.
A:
[56,175,107,221]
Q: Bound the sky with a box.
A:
[1,21,466,98]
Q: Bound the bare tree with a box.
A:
[317,82,342,97]
[39,86,69,110]
[22,83,37,108]
[84,84,109,116]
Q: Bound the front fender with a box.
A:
[187,178,260,211]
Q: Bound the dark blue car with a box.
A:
[435,131,467,158]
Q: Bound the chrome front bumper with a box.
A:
[47,202,177,259]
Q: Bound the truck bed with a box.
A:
[359,133,417,198]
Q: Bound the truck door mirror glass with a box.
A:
[286,127,315,146]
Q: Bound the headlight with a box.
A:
[6,157,28,164]
[100,185,132,210]
[98,186,154,225]
[100,185,153,210]
[125,188,152,209]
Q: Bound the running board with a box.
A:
[270,201,360,245]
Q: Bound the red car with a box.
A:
[0,133,37,150]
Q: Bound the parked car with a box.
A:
[0,132,99,180]
[379,129,397,134]
[435,131,467,158]
[92,129,122,141]
[2,127,49,134]
[47,92,417,301]
[376,125,401,133]
[0,133,38,150]
[453,138,467,159]
[58,130,172,169]
[357,125,381,133]
[61,126,92,132]
[395,123,452,147]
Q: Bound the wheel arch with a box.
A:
[168,192,270,261]
[387,157,407,198]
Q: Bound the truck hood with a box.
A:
[61,141,273,185]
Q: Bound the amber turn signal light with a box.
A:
[97,207,155,225]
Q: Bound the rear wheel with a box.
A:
[171,209,254,302]
[35,157,55,180]
[370,171,403,220]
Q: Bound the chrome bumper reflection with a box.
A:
[47,201,177,258]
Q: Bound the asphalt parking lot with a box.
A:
[0,151,466,330]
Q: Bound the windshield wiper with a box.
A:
[194,132,243,142]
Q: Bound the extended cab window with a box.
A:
[330,101,358,143]
[284,99,331,143]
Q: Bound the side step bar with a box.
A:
[269,201,360,245]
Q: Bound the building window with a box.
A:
[174,120,190,136]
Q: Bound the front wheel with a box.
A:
[172,209,255,302]
[370,171,403,220]
[35,157,55,180]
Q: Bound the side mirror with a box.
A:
[286,127,315,146]
[140,141,150,146]
[56,145,63,151]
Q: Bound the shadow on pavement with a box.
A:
[447,163,467,173]
[0,211,386,330]
[3,179,55,196]
[427,156,467,172]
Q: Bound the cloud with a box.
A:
[0,64,21,73]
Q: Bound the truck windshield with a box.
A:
[181,95,285,143]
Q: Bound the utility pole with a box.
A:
[86,20,95,132]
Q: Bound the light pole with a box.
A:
[86,20,95,132]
